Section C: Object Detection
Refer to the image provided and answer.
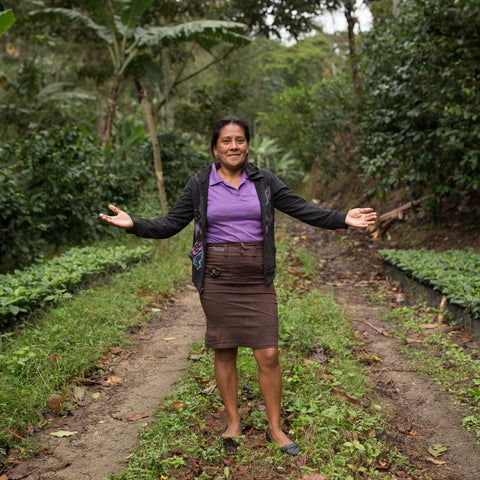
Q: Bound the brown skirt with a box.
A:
[200,242,278,349]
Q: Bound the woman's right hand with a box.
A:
[99,204,134,229]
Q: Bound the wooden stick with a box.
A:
[438,295,447,327]
[357,319,423,343]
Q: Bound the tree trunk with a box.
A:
[162,45,175,131]
[135,82,169,217]
[101,72,121,148]
[344,3,362,100]
[392,0,400,15]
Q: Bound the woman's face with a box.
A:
[213,123,249,172]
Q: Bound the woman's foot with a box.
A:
[221,423,242,438]
[266,427,302,456]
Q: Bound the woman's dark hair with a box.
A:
[210,116,250,158]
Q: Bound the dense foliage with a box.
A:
[359,0,480,203]
[0,244,152,327]
[0,124,213,273]
[380,248,480,319]
[258,74,357,174]
[0,126,152,272]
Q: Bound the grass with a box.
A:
[380,303,480,441]
[0,227,193,456]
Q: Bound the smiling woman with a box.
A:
[99,115,377,456]
[212,123,250,188]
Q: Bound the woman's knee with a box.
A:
[254,348,280,370]
[214,348,238,366]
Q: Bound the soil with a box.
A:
[6,204,480,480]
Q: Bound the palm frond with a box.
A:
[135,20,250,47]
[117,0,154,34]
[36,83,95,104]
[28,8,113,44]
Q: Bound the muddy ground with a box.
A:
[7,212,480,480]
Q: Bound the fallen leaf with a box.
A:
[461,329,472,343]
[295,455,307,467]
[428,444,447,457]
[47,393,65,414]
[202,385,217,395]
[129,412,148,421]
[375,460,390,470]
[113,412,148,422]
[91,392,101,400]
[50,430,78,437]
[332,388,361,406]
[428,458,447,465]
[6,463,33,480]
[222,456,236,466]
[195,376,209,384]
[109,376,123,384]
[138,335,152,341]
[172,401,184,409]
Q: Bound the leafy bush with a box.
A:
[258,75,357,175]
[0,244,152,327]
[379,248,480,318]
[0,126,152,272]
[359,0,480,202]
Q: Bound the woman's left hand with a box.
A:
[345,208,377,228]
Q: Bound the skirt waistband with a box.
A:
[206,242,263,256]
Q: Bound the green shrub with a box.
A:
[359,0,480,202]
[0,126,152,272]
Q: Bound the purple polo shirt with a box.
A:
[206,162,263,244]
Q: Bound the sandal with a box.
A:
[266,427,302,456]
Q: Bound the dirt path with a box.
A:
[335,286,480,480]
[20,286,205,480]
[14,224,480,480]
[297,222,480,480]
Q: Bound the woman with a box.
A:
[99,116,377,456]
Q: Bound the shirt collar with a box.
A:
[209,161,248,187]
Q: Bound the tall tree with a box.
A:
[29,0,249,146]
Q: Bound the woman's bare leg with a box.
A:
[253,347,293,447]
[214,348,242,437]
